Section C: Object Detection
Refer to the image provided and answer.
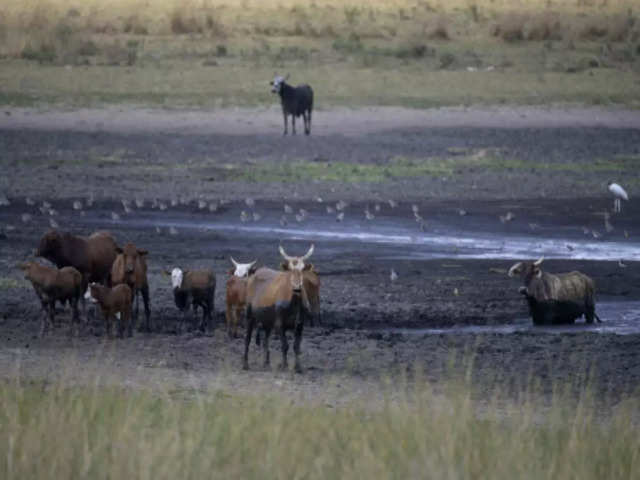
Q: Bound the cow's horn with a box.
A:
[508,262,522,277]
[279,245,292,261]
[230,256,238,267]
[249,260,257,267]
[302,244,314,260]
[533,257,544,266]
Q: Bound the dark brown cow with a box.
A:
[169,267,216,333]
[111,242,151,331]
[243,245,319,372]
[509,257,601,325]
[36,229,118,293]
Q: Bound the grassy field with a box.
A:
[1,371,639,479]
[0,0,639,108]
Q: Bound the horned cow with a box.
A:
[169,267,216,333]
[243,245,319,373]
[270,74,313,136]
[508,257,601,325]
[111,242,151,331]
[225,257,257,338]
[19,261,83,336]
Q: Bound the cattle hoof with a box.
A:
[242,362,249,371]
[294,364,303,374]
[278,362,288,371]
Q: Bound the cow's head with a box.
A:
[170,268,183,289]
[84,283,100,303]
[36,230,61,258]
[270,73,289,94]
[508,257,544,286]
[116,243,147,275]
[229,257,257,277]
[279,244,314,293]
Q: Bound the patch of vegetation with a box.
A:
[0,374,638,479]
[0,277,24,289]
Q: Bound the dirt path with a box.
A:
[1,105,639,136]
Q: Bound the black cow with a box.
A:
[270,74,313,135]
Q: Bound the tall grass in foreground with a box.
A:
[1,376,638,479]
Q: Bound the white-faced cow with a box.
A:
[225,257,257,338]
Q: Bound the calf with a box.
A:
[85,283,133,338]
[111,242,151,331]
[19,261,83,336]
[243,245,318,372]
[509,257,601,325]
[169,267,216,333]
[270,74,313,135]
[225,257,257,338]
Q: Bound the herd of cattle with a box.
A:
[18,229,320,371]
[17,227,601,371]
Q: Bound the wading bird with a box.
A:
[608,181,628,213]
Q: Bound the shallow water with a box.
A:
[386,301,640,336]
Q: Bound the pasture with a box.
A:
[1,0,640,478]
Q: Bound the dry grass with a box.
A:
[0,1,638,107]
[0,369,639,479]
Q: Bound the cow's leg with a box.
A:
[283,112,288,135]
[225,301,233,338]
[70,295,80,336]
[141,284,151,332]
[279,327,289,370]
[307,109,312,135]
[293,315,304,374]
[243,307,254,370]
[133,289,140,322]
[125,307,133,337]
[262,324,272,368]
[292,115,297,135]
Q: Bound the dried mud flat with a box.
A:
[1,106,640,406]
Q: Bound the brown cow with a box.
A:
[169,267,216,333]
[85,283,133,338]
[19,261,83,337]
[111,242,151,331]
[243,245,319,373]
[225,257,257,338]
[36,230,119,307]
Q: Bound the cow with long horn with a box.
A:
[243,244,319,372]
[225,257,257,338]
[508,257,601,325]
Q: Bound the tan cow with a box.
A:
[243,245,319,373]
[225,257,257,338]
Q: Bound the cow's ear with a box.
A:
[535,268,542,278]
[137,249,148,256]
[115,247,123,254]
[281,262,289,271]
[249,265,258,275]
[303,263,314,271]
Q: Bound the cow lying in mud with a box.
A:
[509,257,601,325]
[243,245,320,372]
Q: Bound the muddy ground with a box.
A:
[1,106,640,406]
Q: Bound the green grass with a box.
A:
[1,374,638,479]
[225,153,640,184]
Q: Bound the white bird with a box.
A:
[388,199,397,209]
[21,213,32,223]
[326,205,335,214]
[240,211,250,222]
[111,212,120,221]
[295,213,305,223]
[49,218,59,229]
[169,226,179,235]
[171,198,179,207]
[209,202,218,212]
[158,202,168,211]
[374,204,381,212]
[280,215,288,227]
[390,268,398,282]
[411,204,419,213]
[245,197,255,208]
[252,212,261,222]
[135,198,145,208]
[155,226,162,234]
[529,223,539,231]
[336,212,344,222]
[42,201,52,209]
[73,200,83,210]
[365,207,374,221]
[86,195,94,208]
[608,182,628,213]
[336,200,347,211]
[284,204,293,214]
[458,208,467,216]
[591,229,601,239]
[198,199,207,210]
[500,211,515,223]
[618,259,627,268]
[25,197,35,206]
